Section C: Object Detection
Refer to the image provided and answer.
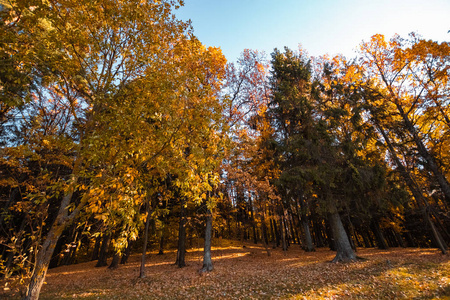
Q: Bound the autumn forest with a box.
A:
[0,0,449,299]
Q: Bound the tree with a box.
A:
[0,0,227,298]
[221,49,281,255]
[359,34,450,204]
[269,48,362,262]
[357,34,449,252]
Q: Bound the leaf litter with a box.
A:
[1,242,449,299]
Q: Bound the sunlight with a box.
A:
[212,252,250,260]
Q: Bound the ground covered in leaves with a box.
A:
[2,241,450,299]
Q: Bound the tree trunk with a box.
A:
[120,240,132,264]
[252,222,258,244]
[288,213,299,245]
[430,208,450,243]
[175,200,187,268]
[360,228,372,248]
[325,219,336,251]
[302,216,315,252]
[95,233,110,267]
[261,211,271,256]
[345,209,358,251]
[280,215,288,253]
[158,228,165,255]
[425,208,448,254]
[328,203,357,263]
[394,103,450,203]
[200,208,213,273]
[404,230,416,247]
[249,197,258,244]
[139,203,152,278]
[24,168,85,300]
[273,214,280,247]
[270,218,277,248]
[23,227,62,300]
[91,235,102,261]
[373,118,447,254]
[68,240,79,265]
[371,218,389,250]
[62,228,80,266]
[108,252,120,270]
[311,208,326,247]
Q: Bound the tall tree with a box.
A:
[359,34,450,204]
[0,0,226,298]
[269,48,360,262]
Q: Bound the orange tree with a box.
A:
[356,34,450,252]
[0,0,226,299]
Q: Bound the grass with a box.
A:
[1,241,449,299]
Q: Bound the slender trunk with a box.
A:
[392,229,405,248]
[373,118,447,253]
[376,71,450,203]
[345,208,358,251]
[24,166,85,300]
[261,211,271,256]
[270,218,277,248]
[404,230,416,247]
[67,240,79,266]
[328,203,357,263]
[62,228,79,266]
[395,103,450,202]
[280,215,288,253]
[288,212,299,245]
[292,199,304,248]
[175,200,187,268]
[430,208,450,242]
[249,197,257,244]
[200,208,213,273]
[371,218,389,250]
[139,203,152,278]
[227,211,232,239]
[252,223,258,244]
[23,225,63,300]
[361,228,372,248]
[158,226,165,255]
[425,208,448,254]
[273,212,280,247]
[283,214,291,246]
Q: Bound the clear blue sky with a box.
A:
[175,0,450,62]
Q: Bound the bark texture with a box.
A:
[139,204,152,278]
[302,217,315,252]
[328,204,357,263]
[24,170,84,300]
[175,201,187,268]
[95,234,110,268]
[200,209,213,273]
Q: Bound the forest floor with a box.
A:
[2,240,450,299]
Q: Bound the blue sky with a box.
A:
[175,0,450,62]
